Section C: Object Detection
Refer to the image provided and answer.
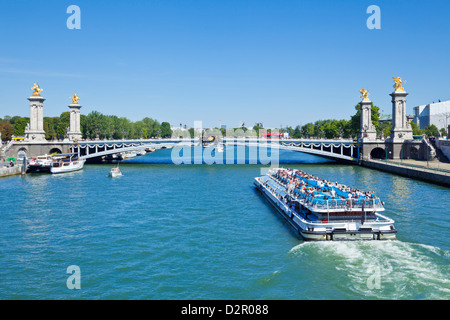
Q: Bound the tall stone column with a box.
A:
[388,77,413,142]
[67,94,82,141]
[358,88,377,141]
[25,83,46,141]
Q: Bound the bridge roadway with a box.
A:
[74,138,358,163]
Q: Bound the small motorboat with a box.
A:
[109,165,123,178]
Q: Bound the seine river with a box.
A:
[0,147,449,299]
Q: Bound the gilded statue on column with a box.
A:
[393,77,405,92]
[72,93,80,104]
[31,83,43,96]
[359,88,370,101]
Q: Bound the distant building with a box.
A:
[413,100,450,130]
[260,132,287,139]
[171,125,188,132]
[379,114,392,124]
[379,114,414,125]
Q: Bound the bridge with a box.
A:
[2,78,435,164]
[58,138,358,163]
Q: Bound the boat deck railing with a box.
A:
[281,196,391,226]
[303,196,383,211]
[257,176,393,225]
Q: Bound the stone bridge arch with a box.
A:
[370,147,386,159]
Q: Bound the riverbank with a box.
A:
[361,159,450,187]
[0,165,23,178]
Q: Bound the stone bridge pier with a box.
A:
[361,140,430,161]
[359,79,434,161]
[3,142,72,160]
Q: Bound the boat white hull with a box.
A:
[50,160,85,174]
[123,152,137,159]
[109,172,122,178]
[27,164,51,173]
[254,177,397,241]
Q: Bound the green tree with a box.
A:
[188,128,195,138]
[44,117,60,140]
[55,112,71,139]
[9,116,22,125]
[301,123,314,138]
[337,119,351,138]
[80,114,87,138]
[322,120,340,139]
[117,117,132,139]
[84,111,108,139]
[252,125,262,137]
[292,125,301,138]
[141,117,160,137]
[160,122,172,138]
[0,122,13,141]
[424,124,439,137]
[14,117,29,136]
[410,121,423,136]
[382,122,392,139]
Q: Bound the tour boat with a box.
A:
[254,168,397,241]
[27,154,53,173]
[109,165,123,178]
[50,154,85,174]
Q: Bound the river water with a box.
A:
[0,147,448,299]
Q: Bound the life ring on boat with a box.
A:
[322,218,328,223]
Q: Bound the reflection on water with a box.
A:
[123,147,333,165]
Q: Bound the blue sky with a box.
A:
[1,0,449,128]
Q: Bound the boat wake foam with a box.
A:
[288,241,450,299]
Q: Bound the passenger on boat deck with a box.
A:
[330,189,336,198]
[274,168,377,201]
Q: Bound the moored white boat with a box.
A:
[50,154,85,174]
[27,154,53,173]
[122,151,137,159]
[136,149,146,156]
[104,153,123,161]
[254,168,397,241]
